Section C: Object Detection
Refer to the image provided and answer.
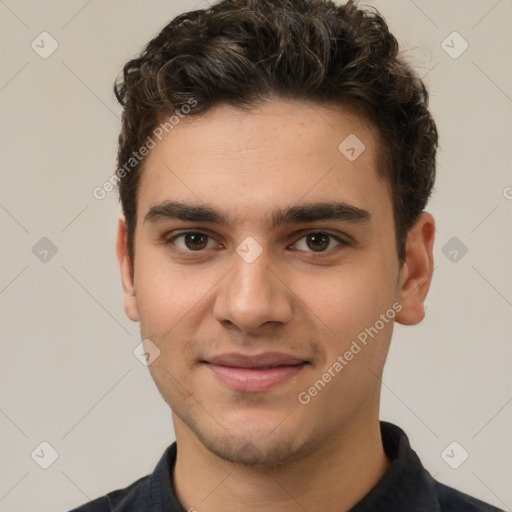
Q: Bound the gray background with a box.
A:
[0,1,511,511]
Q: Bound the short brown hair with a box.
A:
[114,0,438,264]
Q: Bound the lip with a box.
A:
[203,352,308,392]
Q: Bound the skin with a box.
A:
[116,100,435,511]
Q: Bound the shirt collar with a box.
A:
[350,421,440,511]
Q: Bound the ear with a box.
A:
[116,213,140,322]
[395,212,435,326]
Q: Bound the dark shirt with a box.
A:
[68,422,503,511]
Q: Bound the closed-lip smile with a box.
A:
[203,352,309,392]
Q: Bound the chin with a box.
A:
[183,408,306,468]
[200,429,299,468]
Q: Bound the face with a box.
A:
[117,100,434,467]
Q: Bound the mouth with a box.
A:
[202,352,309,392]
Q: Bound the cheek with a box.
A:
[133,249,187,337]
[295,265,392,335]
[133,248,219,352]
[295,263,397,383]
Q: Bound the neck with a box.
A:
[171,405,389,511]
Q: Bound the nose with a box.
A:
[213,245,293,334]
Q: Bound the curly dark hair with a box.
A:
[114,0,438,265]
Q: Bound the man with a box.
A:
[71,0,503,510]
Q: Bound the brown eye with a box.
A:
[306,232,330,251]
[294,232,344,253]
[184,233,209,250]
[169,232,215,251]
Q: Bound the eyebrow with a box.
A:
[144,200,371,228]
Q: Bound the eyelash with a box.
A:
[164,230,349,255]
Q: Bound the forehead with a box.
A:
[137,100,391,226]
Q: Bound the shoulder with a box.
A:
[67,442,179,512]
[67,474,150,512]
[435,481,505,512]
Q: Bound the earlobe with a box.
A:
[395,213,435,326]
[116,214,140,322]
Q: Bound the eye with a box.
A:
[166,231,218,251]
[292,231,346,253]
[165,230,348,254]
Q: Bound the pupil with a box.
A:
[308,233,329,251]
[186,233,207,250]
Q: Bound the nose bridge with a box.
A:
[213,241,293,332]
